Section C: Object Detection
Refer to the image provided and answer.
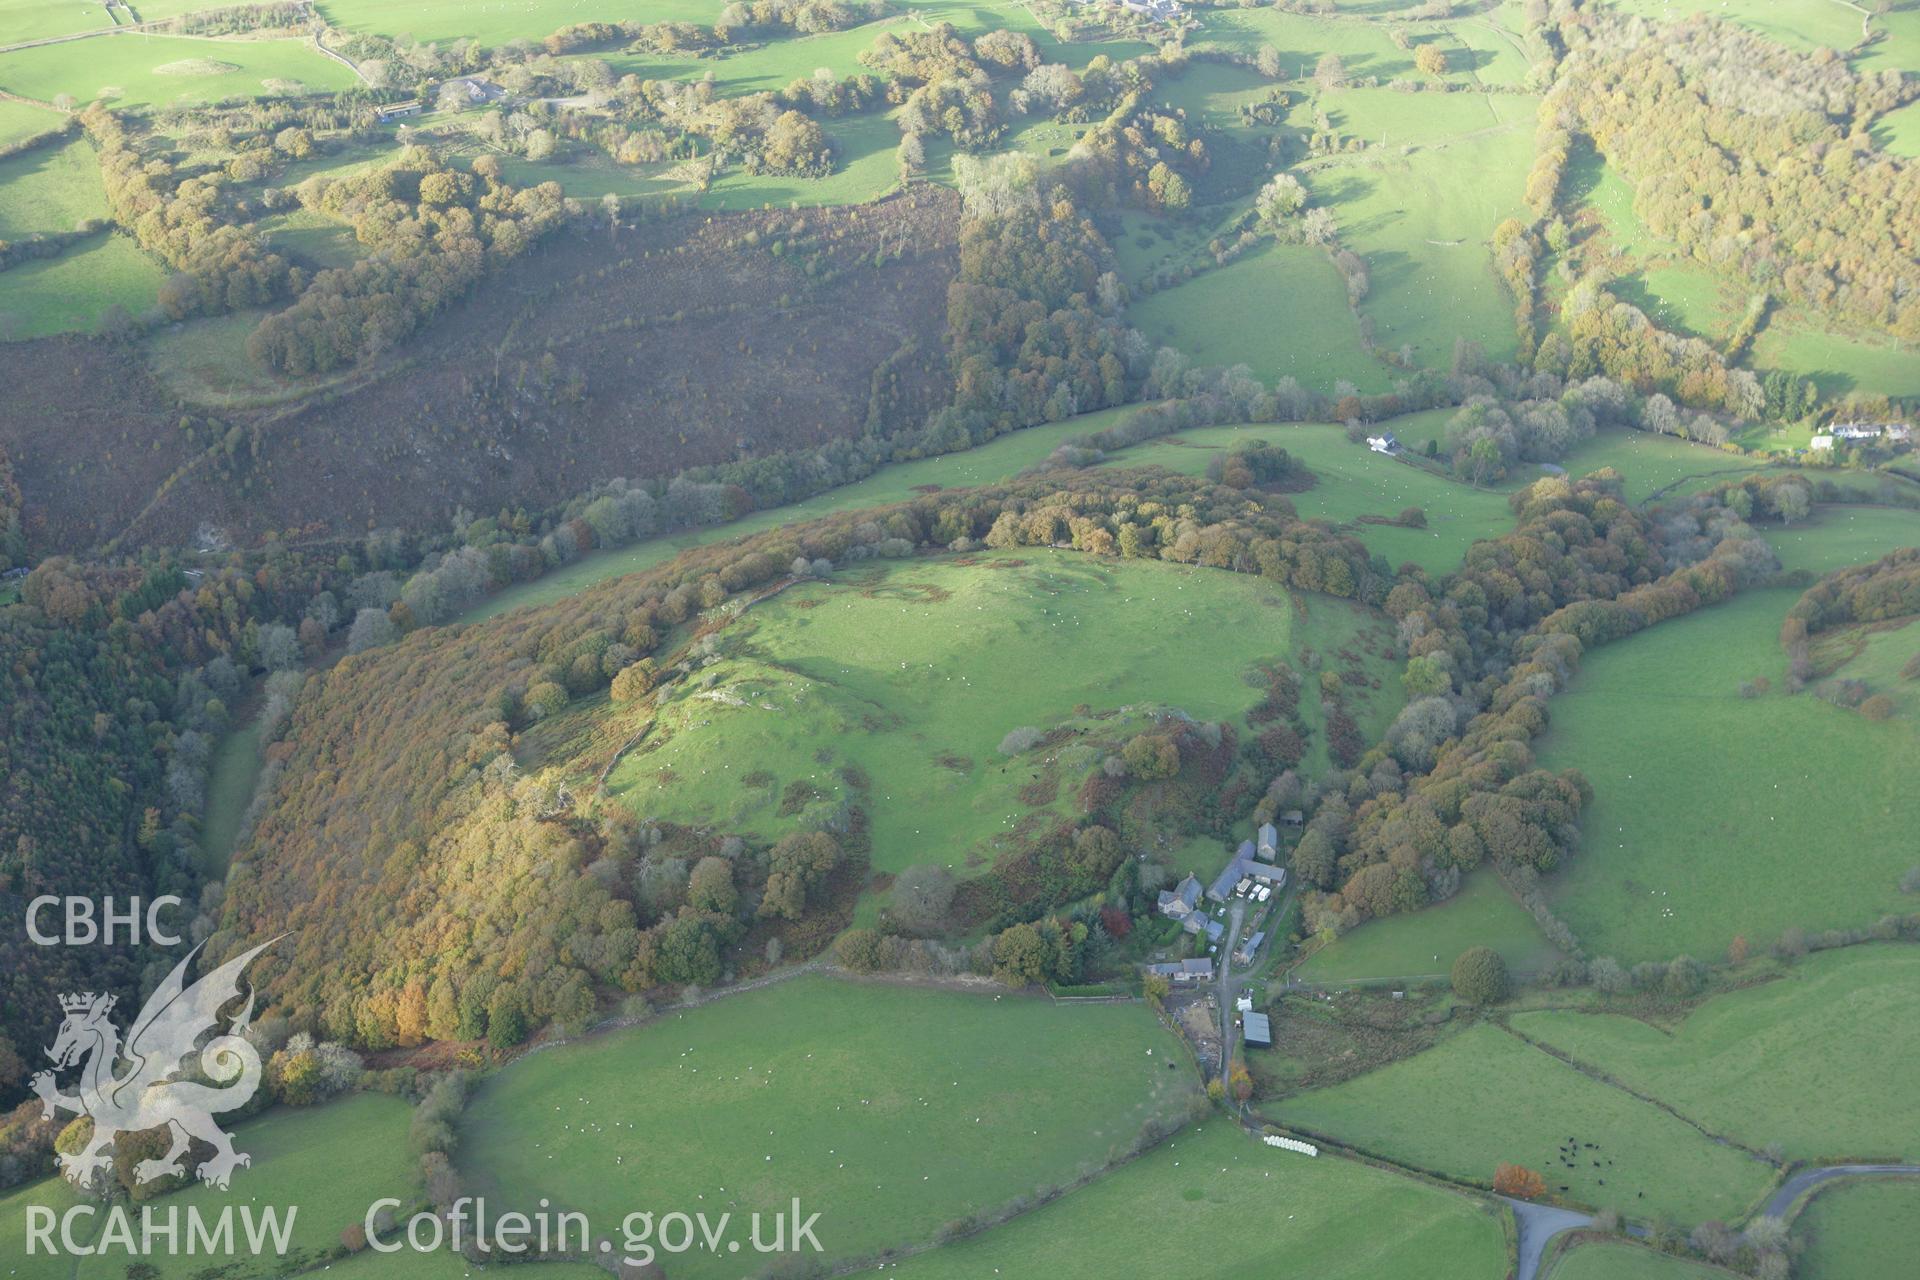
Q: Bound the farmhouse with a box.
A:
[1146,957,1214,984]
[1243,1011,1272,1047]
[1234,930,1266,966]
[1156,873,1203,920]
[445,77,505,104]
[1810,435,1834,451]
[377,99,424,121]
[1829,422,1912,445]
[1257,822,1279,859]
[1366,432,1402,455]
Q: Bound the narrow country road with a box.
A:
[1510,1165,1920,1280]
[1507,1198,1596,1280]
[1763,1163,1920,1220]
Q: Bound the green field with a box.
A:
[1792,1178,1920,1280]
[1513,946,1920,1163]
[1538,584,1919,965]
[457,976,1203,1277]
[1750,317,1920,400]
[1813,613,1920,718]
[1861,8,1920,76]
[0,0,115,45]
[1577,153,1661,260]
[0,1092,416,1280]
[1305,122,1535,369]
[1547,428,1761,505]
[0,97,62,148]
[606,552,1394,874]
[200,715,263,875]
[1327,85,1530,150]
[0,131,102,239]
[1767,504,1920,576]
[1271,1021,1773,1221]
[891,1119,1507,1280]
[0,230,162,337]
[319,0,785,49]
[0,34,356,109]
[704,109,904,210]
[1113,419,1517,576]
[1611,262,1736,342]
[1295,872,1560,984]
[1129,242,1392,394]
[1547,1240,1730,1280]
[1192,6,1421,78]
[1870,99,1920,158]
[0,1170,92,1280]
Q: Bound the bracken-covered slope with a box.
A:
[0,189,958,556]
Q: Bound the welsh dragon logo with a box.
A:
[30,940,275,1191]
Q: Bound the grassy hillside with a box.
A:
[457,976,1203,1277]
[1512,946,1920,1163]
[1306,120,1536,368]
[1537,586,1918,964]
[891,1119,1507,1280]
[1295,872,1560,984]
[1270,1021,1773,1222]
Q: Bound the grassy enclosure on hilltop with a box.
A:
[1512,946,1920,1164]
[1269,1021,1773,1222]
[1791,1178,1920,1280]
[604,552,1397,876]
[889,1119,1507,1280]
[456,977,1202,1277]
[1295,872,1560,984]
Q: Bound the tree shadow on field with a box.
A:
[1449,47,1501,74]
[1560,142,1608,209]
[1308,168,1377,213]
